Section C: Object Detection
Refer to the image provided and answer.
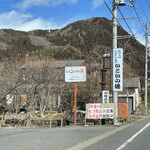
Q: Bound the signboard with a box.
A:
[102,90,109,103]
[113,48,123,91]
[86,103,114,119]
[65,66,86,82]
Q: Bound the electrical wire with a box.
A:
[133,7,145,33]
[103,0,135,35]
[103,0,122,27]
[117,7,134,36]
[103,0,134,35]
[136,0,150,24]
[103,0,123,50]
[146,0,150,9]
[137,0,147,18]
[103,0,147,50]
[102,0,136,50]
[123,6,142,40]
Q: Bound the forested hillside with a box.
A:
[0,17,145,79]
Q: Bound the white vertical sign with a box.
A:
[102,90,109,103]
[113,48,123,91]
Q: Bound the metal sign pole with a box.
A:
[74,82,77,124]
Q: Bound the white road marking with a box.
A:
[67,124,131,150]
[116,122,150,150]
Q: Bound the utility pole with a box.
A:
[112,0,135,124]
[112,0,126,125]
[145,17,148,114]
[112,0,118,125]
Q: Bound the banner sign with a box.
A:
[113,48,123,91]
[65,66,86,82]
[86,103,114,119]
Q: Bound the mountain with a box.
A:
[0,17,145,84]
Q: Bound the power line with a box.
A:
[102,0,128,50]
[117,7,134,36]
[136,0,150,24]
[103,0,133,35]
[146,0,150,8]
[103,0,135,36]
[103,0,137,52]
[137,0,146,17]
[103,0,122,27]
[123,6,143,36]
[124,6,141,32]
[133,7,145,33]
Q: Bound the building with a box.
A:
[118,77,141,114]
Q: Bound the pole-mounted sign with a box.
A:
[113,48,123,92]
[102,90,109,103]
[65,66,86,125]
[65,66,86,82]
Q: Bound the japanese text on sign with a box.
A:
[65,66,86,82]
[113,48,123,91]
[86,103,114,119]
[102,90,109,103]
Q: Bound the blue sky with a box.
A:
[0,0,149,44]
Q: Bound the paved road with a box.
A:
[86,116,150,150]
[0,116,150,150]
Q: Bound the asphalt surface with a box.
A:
[0,125,118,150]
[86,116,150,150]
[0,115,150,150]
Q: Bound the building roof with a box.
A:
[124,77,141,90]
[20,59,85,69]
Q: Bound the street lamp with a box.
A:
[116,0,126,6]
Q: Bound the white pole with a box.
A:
[50,117,52,128]
[61,118,63,128]
[145,17,148,114]
[112,0,118,125]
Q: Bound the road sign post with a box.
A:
[65,66,86,124]
[74,82,77,124]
